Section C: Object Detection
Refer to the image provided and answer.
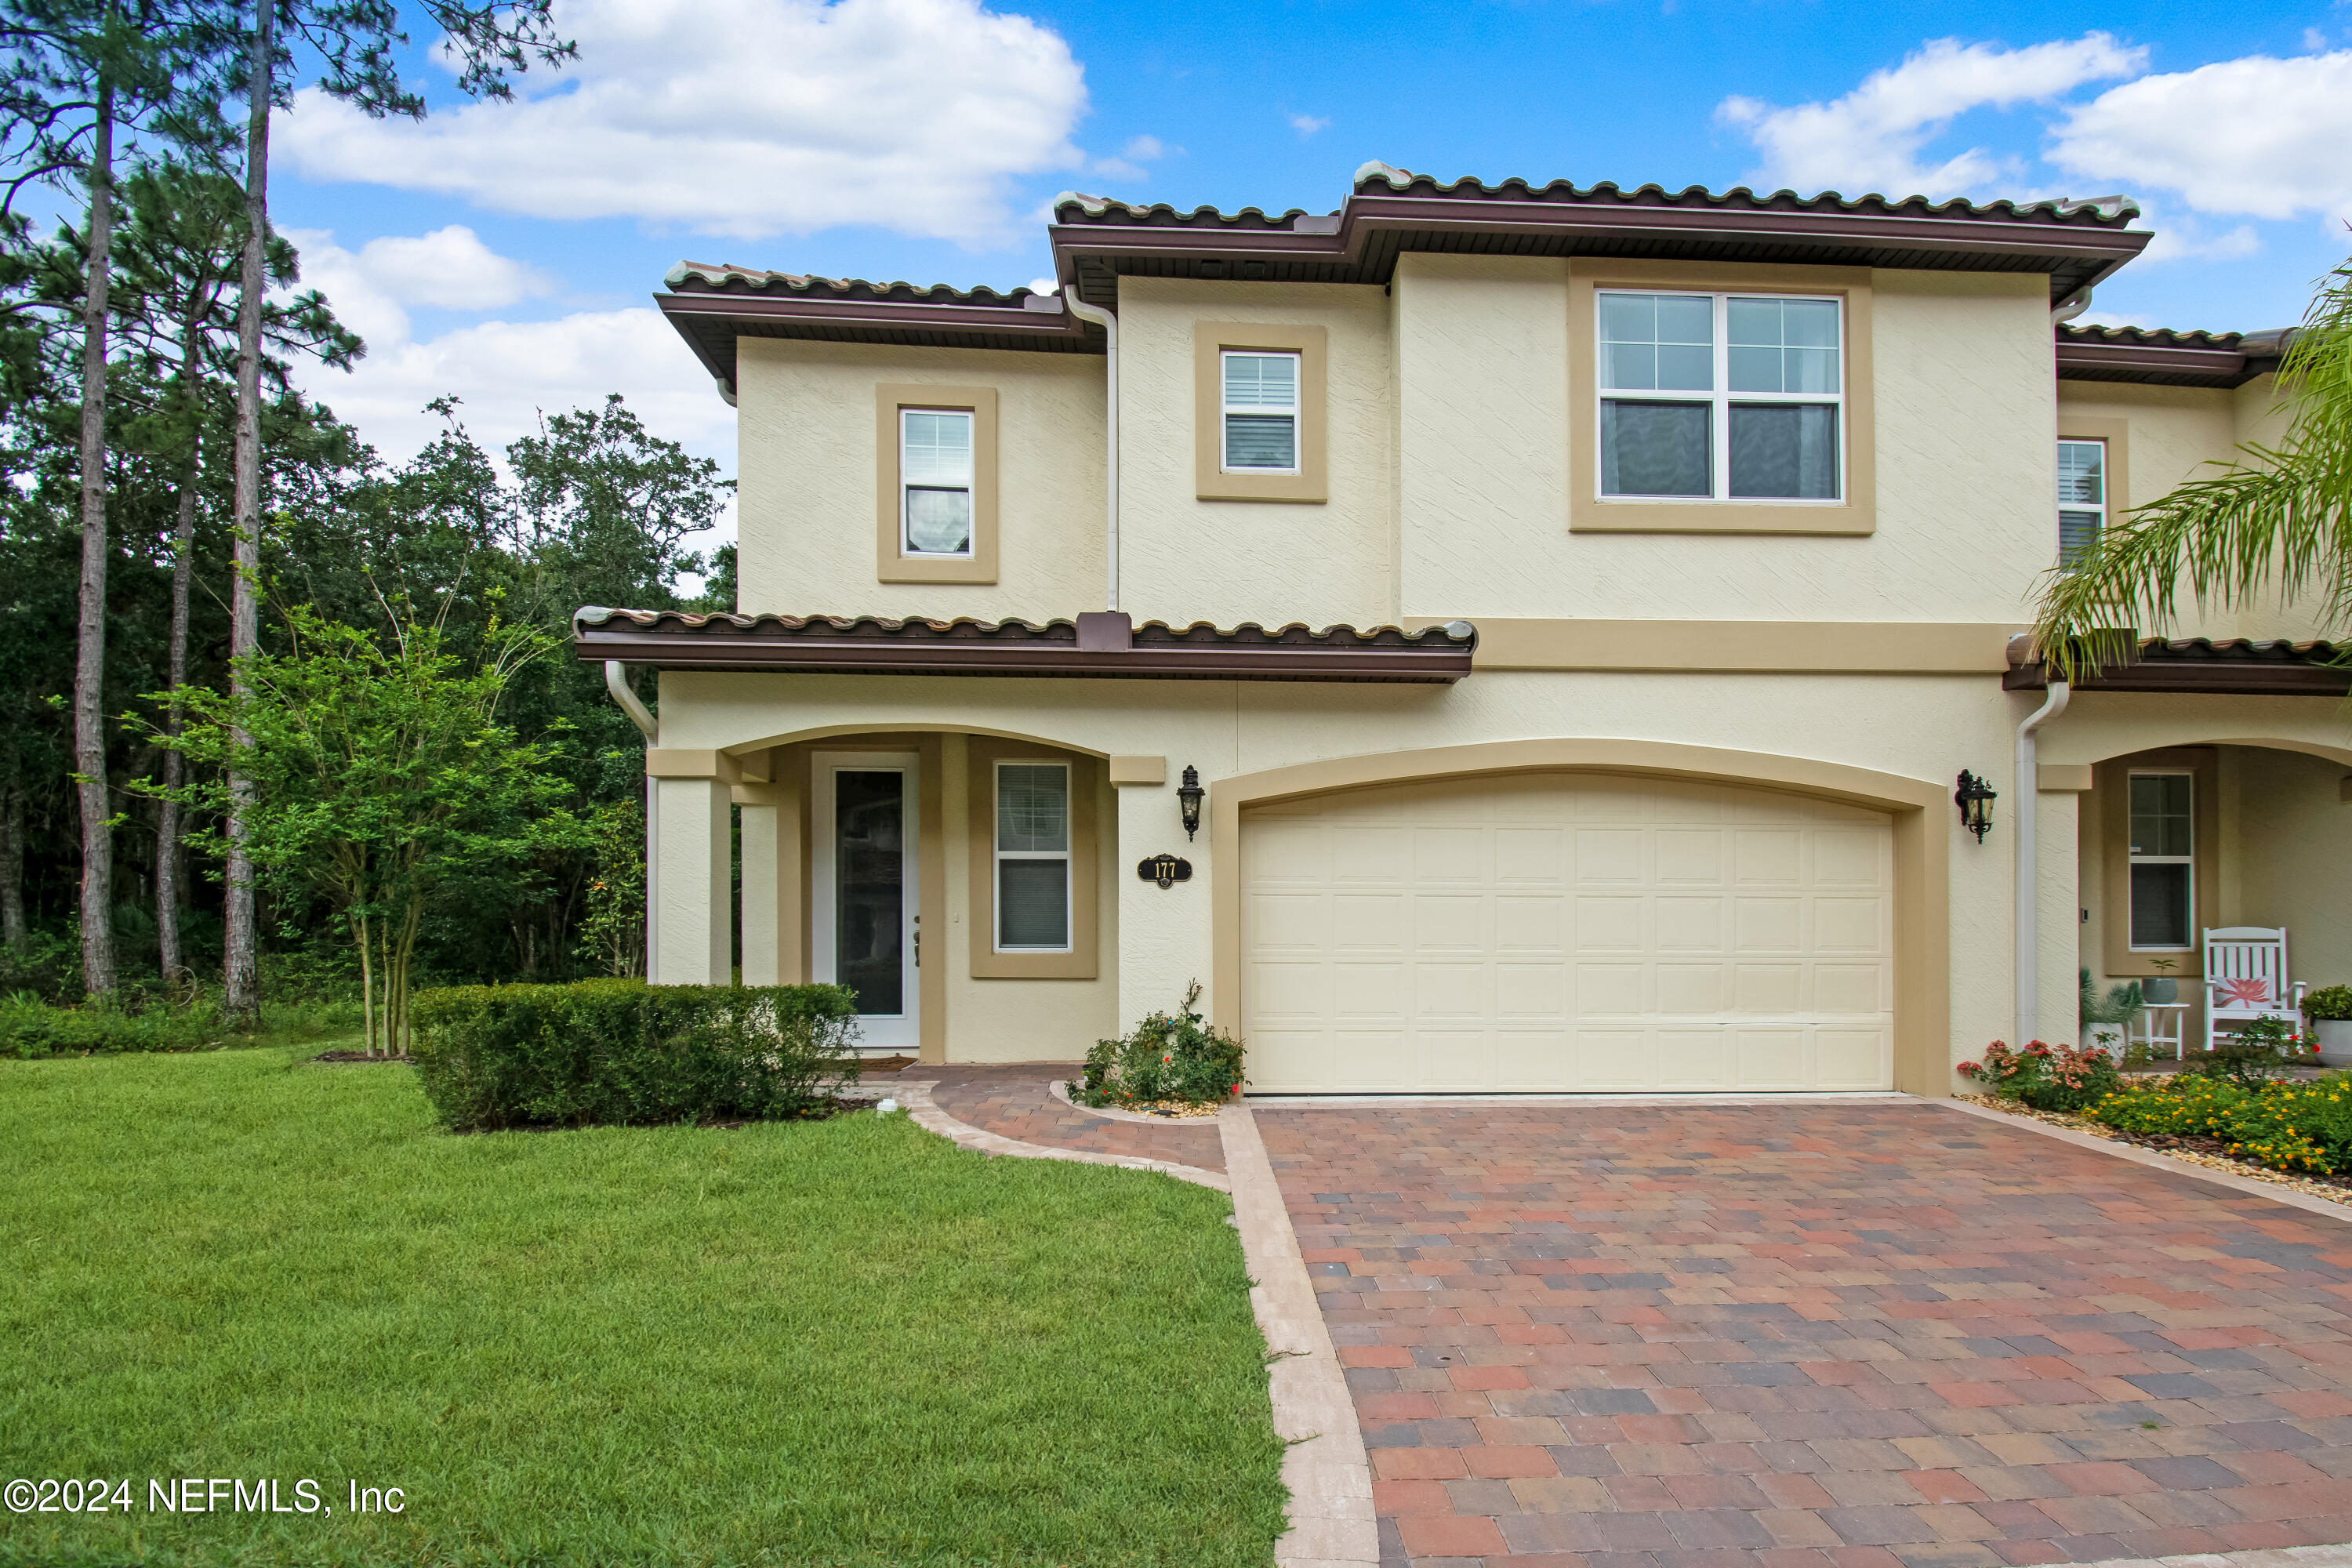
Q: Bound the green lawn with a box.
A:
[0,1048,1285,1567]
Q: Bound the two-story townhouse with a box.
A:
[575,165,2350,1097]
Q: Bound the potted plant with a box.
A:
[2143,956,2180,1005]
[2081,968,2140,1055]
[2307,985,2352,1068]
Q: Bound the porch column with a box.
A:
[1112,756,1213,1030]
[648,749,739,986]
[2037,765,2092,1043]
[735,769,800,987]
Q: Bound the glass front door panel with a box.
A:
[835,770,905,1015]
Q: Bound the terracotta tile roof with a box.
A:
[573,608,1476,683]
[663,261,1053,308]
[2054,322,2294,388]
[2005,633,2349,695]
[1056,165,2144,230]
[659,165,2154,385]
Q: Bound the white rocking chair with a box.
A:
[2201,926,2307,1051]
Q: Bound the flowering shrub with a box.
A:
[2183,1015,2315,1085]
[1073,982,1247,1109]
[2089,1072,2352,1174]
[1956,1039,2118,1112]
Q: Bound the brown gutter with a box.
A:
[2053,338,2256,386]
[575,609,1476,684]
[2004,635,2350,696]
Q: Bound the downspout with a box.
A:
[2013,679,2071,1046]
[602,653,659,978]
[1063,292,1119,612]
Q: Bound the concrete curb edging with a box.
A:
[1937,1098,2352,1223]
[892,1080,1230,1192]
[2078,1544,2352,1568]
[1047,1076,1227,1126]
[1218,1102,1379,1568]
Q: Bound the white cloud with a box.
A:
[347,226,555,310]
[278,0,1087,245]
[1026,275,1058,294]
[2049,51,2352,223]
[285,227,726,466]
[1288,113,1329,138]
[1122,134,1167,160]
[294,307,731,469]
[1718,33,2144,199]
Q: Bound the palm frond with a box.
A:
[2034,256,2352,680]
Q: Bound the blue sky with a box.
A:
[267,0,2352,514]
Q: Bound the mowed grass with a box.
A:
[0,1049,1285,1567]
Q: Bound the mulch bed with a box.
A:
[1962,1094,2352,1204]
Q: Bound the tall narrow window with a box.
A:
[995,762,1070,951]
[1599,291,1842,502]
[2127,771,2193,949]
[1221,350,1298,473]
[900,408,974,556]
[2058,439,2106,568]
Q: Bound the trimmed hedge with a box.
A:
[409,979,862,1132]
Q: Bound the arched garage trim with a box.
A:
[1208,739,1953,1097]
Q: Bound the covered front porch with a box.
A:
[2012,639,2352,1061]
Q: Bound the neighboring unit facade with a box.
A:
[584,164,2351,1096]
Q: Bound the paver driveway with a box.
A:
[1254,1101,2352,1568]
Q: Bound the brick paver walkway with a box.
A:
[1255,1101,2352,1568]
[872,1064,1225,1172]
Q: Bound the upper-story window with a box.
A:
[899,408,975,557]
[1598,291,1843,503]
[1221,350,1300,474]
[2058,438,2106,568]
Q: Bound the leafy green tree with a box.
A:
[2,0,220,996]
[218,0,575,1025]
[151,604,580,1054]
[106,158,358,980]
[2036,259,2352,668]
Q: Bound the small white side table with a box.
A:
[2135,1003,2191,1060]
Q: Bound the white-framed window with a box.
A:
[900,408,974,557]
[2058,439,2106,568]
[1221,350,1299,474]
[1597,291,1843,503]
[995,761,1071,952]
[2127,770,2194,950]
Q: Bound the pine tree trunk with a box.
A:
[73,76,117,1000]
[155,433,198,988]
[0,786,26,953]
[223,0,274,1025]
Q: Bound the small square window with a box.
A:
[1222,351,1299,473]
[901,409,973,557]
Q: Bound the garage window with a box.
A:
[995,762,1070,951]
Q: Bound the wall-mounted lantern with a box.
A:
[1954,770,1997,843]
[1177,764,1204,840]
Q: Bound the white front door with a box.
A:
[811,752,920,1052]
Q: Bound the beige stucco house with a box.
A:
[577,165,2350,1097]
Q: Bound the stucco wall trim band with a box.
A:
[1403,618,2016,673]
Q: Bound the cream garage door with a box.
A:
[1242,772,1894,1093]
